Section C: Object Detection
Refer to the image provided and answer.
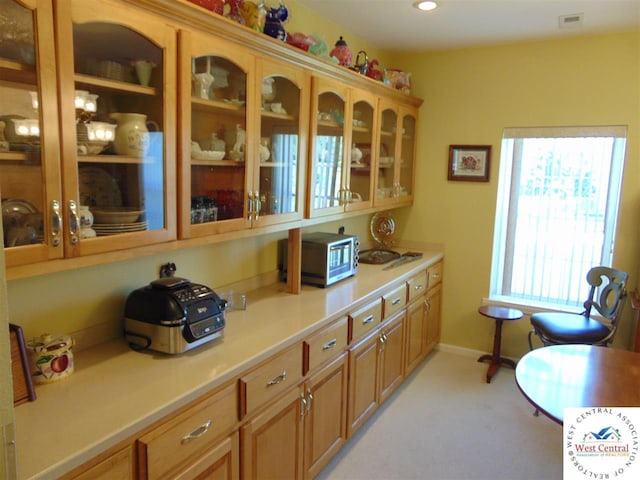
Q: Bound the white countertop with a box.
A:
[14,251,443,479]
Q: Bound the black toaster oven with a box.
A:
[124,277,227,354]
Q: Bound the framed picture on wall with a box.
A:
[448,145,492,182]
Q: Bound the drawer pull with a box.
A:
[391,298,401,306]
[414,284,424,291]
[362,315,374,325]
[322,339,337,350]
[181,419,212,445]
[267,370,287,387]
[431,273,440,279]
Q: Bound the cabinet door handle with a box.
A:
[300,393,307,417]
[247,192,254,220]
[181,419,212,445]
[50,200,62,247]
[68,200,79,245]
[362,315,374,325]
[307,389,313,414]
[391,297,401,306]
[267,370,287,387]
[424,299,431,313]
[254,192,261,221]
[322,339,337,350]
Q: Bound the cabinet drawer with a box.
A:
[427,261,443,289]
[382,284,407,318]
[239,343,303,418]
[349,298,382,342]
[407,270,428,303]
[138,381,237,480]
[304,316,349,374]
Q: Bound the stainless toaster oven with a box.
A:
[279,232,359,287]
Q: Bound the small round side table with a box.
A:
[477,305,523,383]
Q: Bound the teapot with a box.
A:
[264,2,288,41]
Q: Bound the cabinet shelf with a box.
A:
[191,158,245,167]
[0,57,37,85]
[192,97,246,115]
[78,154,157,164]
[74,73,158,96]
[0,151,35,163]
[352,126,370,134]
[261,110,296,122]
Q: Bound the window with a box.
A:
[490,126,627,308]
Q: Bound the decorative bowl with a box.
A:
[91,207,143,224]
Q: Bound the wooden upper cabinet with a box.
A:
[0,0,63,268]
[253,57,309,228]
[374,99,418,208]
[55,0,177,258]
[178,29,253,237]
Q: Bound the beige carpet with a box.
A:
[316,348,563,480]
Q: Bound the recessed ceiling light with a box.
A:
[414,1,438,11]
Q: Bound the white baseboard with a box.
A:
[437,342,521,362]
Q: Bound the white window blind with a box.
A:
[490,125,627,308]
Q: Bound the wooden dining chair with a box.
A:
[528,266,629,350]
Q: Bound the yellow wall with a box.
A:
[393,31,640,357]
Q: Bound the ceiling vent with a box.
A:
[559,13,584,29]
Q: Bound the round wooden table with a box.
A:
[477,305,523,383]
[515,344,640,424]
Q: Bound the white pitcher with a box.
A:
[110,112,150,157]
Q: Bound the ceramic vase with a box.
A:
[110,112,150,157]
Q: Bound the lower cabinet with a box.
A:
[240,352,348,480]
[61,447,133,480]
[137,381,239,480]
[347,311,405,437]
[60,261,442,480]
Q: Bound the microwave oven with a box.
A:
[279,232,359,287]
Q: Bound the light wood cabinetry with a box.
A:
[374,100,418,207]
[405,262,443,374]
[1,0,177,270]
[2,0,421,280]
[55,0,177,258]
[347,311,405,437]
[61,447,133,480]
[137,381,239,480]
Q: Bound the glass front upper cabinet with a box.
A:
[0,0,63,268]
[255,58,307,226]
[374,101,417,207]
[346,89,376,212]
[56,0,177,258]
[308,77,348,218]
[179,29,253,237]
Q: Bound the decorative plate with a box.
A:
[370,211,396,247]
[78,166,122,207]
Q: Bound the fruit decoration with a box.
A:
[187,0,225,15]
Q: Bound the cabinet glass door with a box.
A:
[398,111,417,201]
[376,105,398,205]
[255,60,307,226]
[308,78,348,218]
[179,30,253,237]
[347,91,376,211]
[57,0,177,257]
[0,0,63,267]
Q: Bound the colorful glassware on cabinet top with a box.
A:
[240,1,267,32]
[188,0,225,15]
[264,2,288,41]
[330,36,352,67]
